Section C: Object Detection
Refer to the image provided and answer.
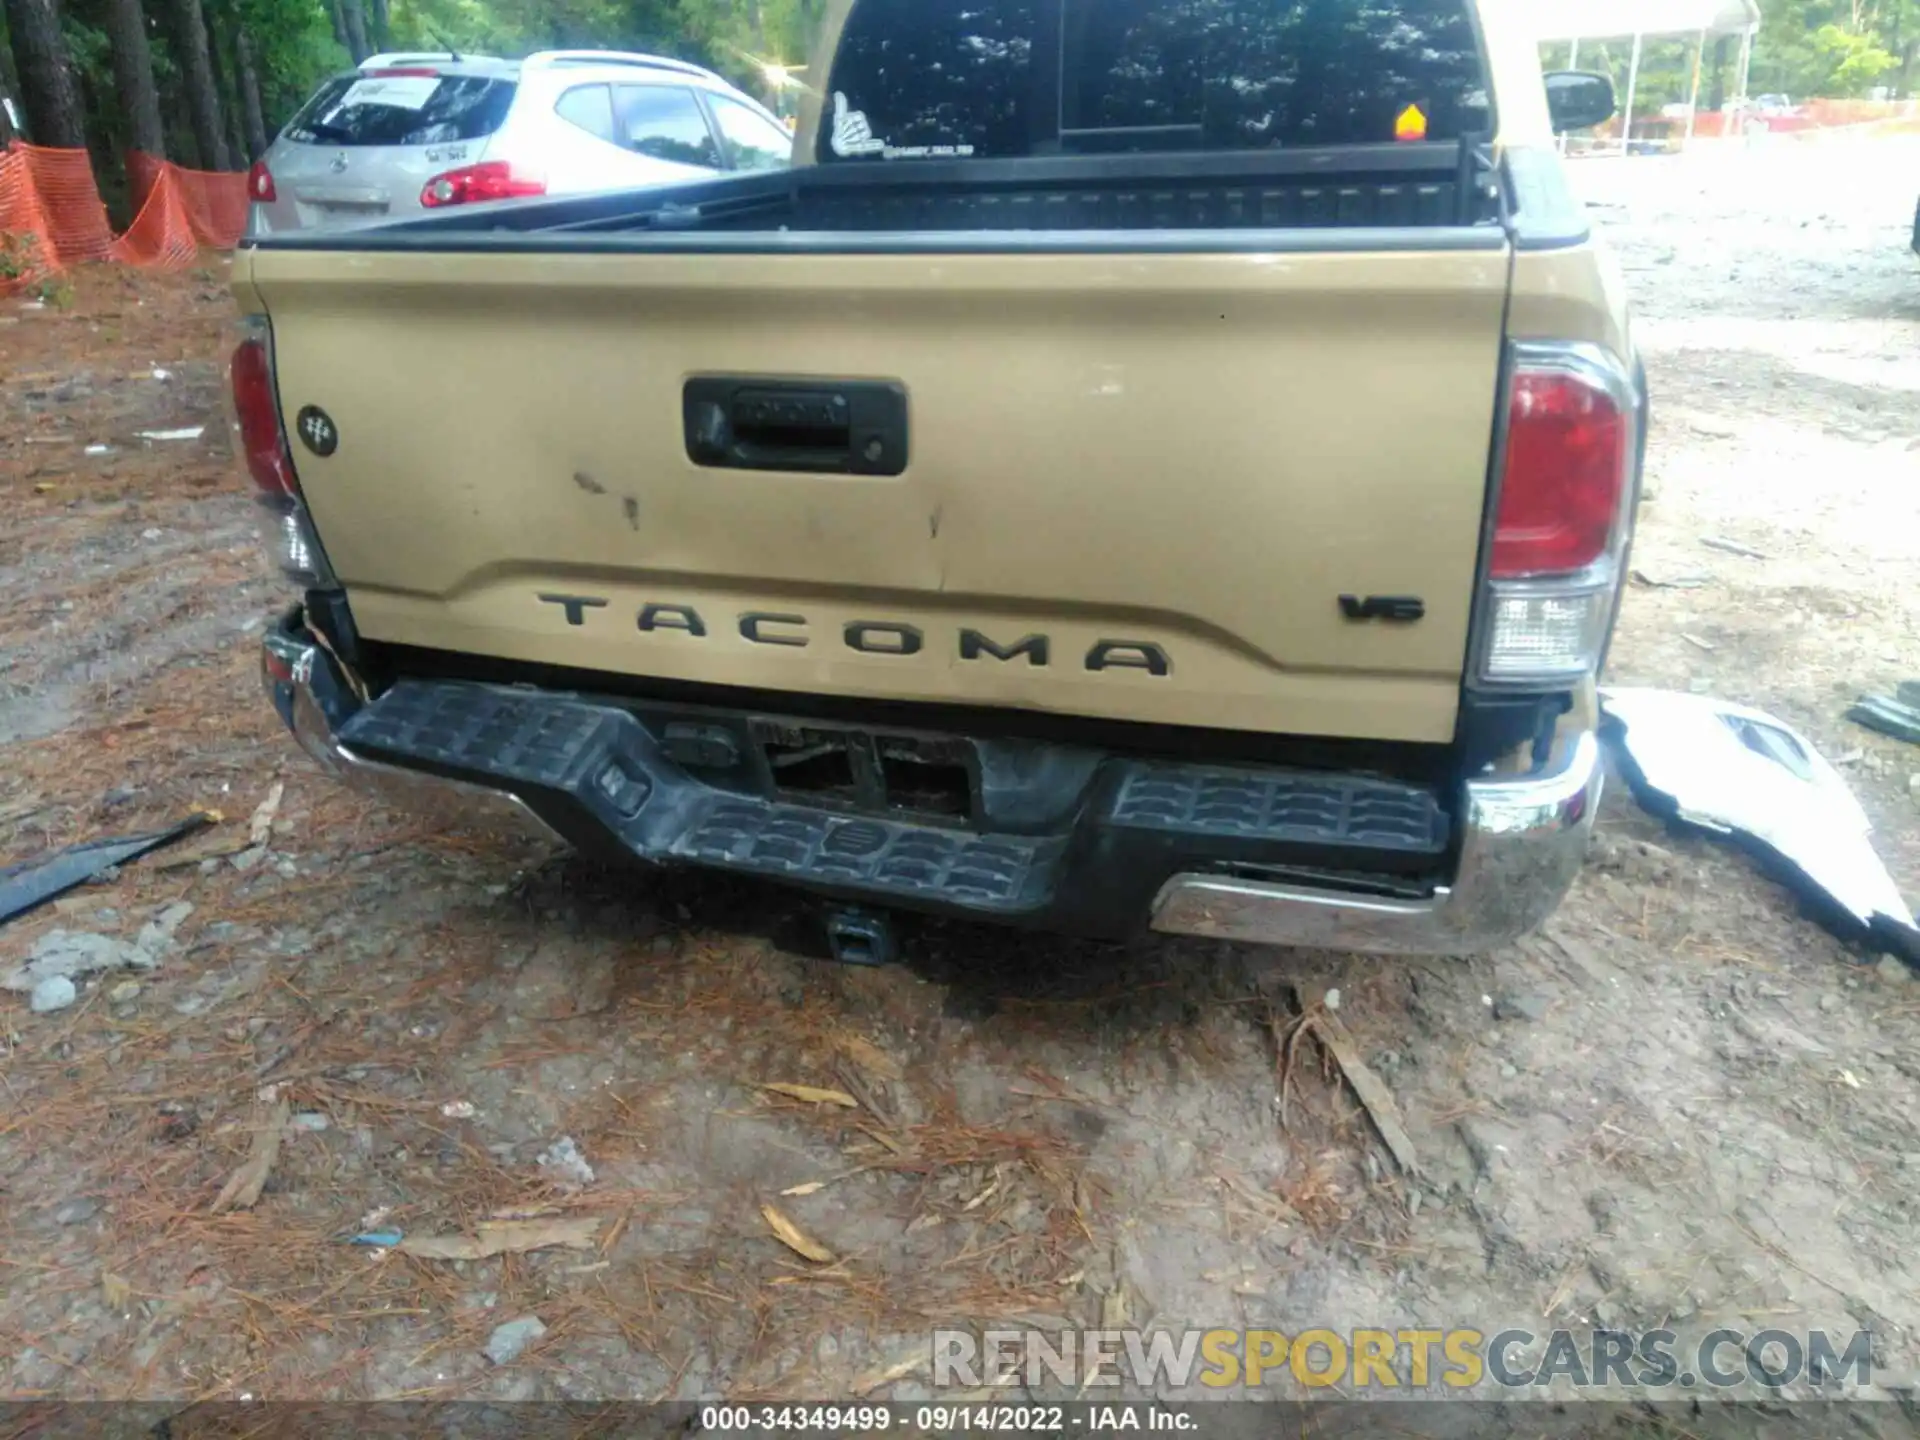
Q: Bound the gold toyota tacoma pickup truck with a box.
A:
[232,0,1642,961]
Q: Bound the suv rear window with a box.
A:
[285,74,517,146]
[819,0,1490,163]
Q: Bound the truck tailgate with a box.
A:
[242,242,1510,743]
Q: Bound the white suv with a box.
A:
[245,50,793,235]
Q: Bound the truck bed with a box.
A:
[256,142,1500,245]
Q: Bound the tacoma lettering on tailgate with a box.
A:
[536,594,1172,676]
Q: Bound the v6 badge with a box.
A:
[296,405,339,458]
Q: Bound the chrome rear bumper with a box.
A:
[261,624,562,847]
[1148,730,1602,954]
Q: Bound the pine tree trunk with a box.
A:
[102,0,167,158]
[234,28,267,159]
[340,0,370,62]
[162,0,227,167]
[0,30,24,141]
[367,0,388,51]
[203,6,246,162]
[2,0,88,148]
[226,92,247,163]
[328,0,348,49]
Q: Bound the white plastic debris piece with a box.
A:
[152,368,173,380]
[249,781,285,847]
[440,1101,477,1119]
[1603,688,1920,967]
[130,901,194,967]
[3,931,127,991]
[485,1316,546,1365]
[536,1135,595,1187]
[30,976,78,1013]
[1323,988,1341,1012]
[136,426,205,442]
[84,443,113,456]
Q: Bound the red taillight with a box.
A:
[248,160,276,203]
[229,336,296,497]
[420,160,546,208]
[367,66,440,76]
[1489,366,1631,579]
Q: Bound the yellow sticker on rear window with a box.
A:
[1395,104,1428,141]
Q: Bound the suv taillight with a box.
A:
[1477,343,1639,683]
[420,160,545,208]
[226,315,335,590]
[247,160,276,203]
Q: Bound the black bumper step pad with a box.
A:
[335,678,1446,922]
[1109,761,1446,856]
[341,680,619,791]
[679,803,1048,908]
[338,680,1057,912]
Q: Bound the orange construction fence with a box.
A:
[0,143,248,295]
[1594,96,1920,144]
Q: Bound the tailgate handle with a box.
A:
[683,378,908,476]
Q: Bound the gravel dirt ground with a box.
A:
[1,134,1917,1426]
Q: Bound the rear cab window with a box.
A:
[359,0,1501,236]
[818,0,1492,162]
[285,73,517,146]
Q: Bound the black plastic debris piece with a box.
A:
[1847,683,1920,746]
[1601,688,1919,969]
[0,814,213,927]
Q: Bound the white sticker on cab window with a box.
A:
[829,92,975,160]
[339,76,440,111]
[829,92,886,156]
